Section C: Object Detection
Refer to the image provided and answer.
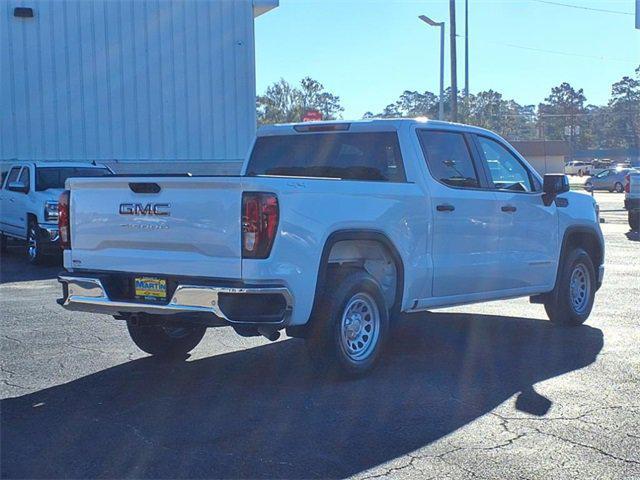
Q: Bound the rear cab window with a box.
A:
[246,132,406,182]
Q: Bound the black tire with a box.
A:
[614,182,624,193]
[629,210,640,231]
[305,269,389,378]
[127,320,206,357]
[578,169,583,177]
[544,248,596,327]
[27,220,46,264]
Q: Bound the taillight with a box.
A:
[625,174,630,193]
[58,190,71,249]
[242,192,278,259]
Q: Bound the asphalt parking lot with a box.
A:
[1,191,638,479]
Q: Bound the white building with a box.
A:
[1,0,277,174]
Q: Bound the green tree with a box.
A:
[257,77,344,125]
[538,82,587,147]
[606,66,640,149]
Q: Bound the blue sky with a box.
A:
[255,0,640,119]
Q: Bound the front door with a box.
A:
[416,129,504,298]
[1,166,24,237]
[474,135,558,290]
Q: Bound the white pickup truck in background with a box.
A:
[0,162,112,263]
[57,119,605,376]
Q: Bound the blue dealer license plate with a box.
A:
[135,277,167,301]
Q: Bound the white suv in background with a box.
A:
[0,162,112,263]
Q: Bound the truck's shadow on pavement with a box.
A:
[0,247,60,284]
[1,313,603,479]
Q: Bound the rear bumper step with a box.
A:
[58,275,293,325]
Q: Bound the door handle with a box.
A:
[436,204,455,212]
[501,205,517,212]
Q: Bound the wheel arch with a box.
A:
[560,226,604,287]
[287,229,405,339]
[315,229,405,314]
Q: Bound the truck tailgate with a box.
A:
[67,176,243,279]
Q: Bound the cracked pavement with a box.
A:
[1,192,639,479]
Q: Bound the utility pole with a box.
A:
[464,0,469,100]
[449,0,458,122]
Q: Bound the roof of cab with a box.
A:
[2,161,109,169]
[257,117,501,138]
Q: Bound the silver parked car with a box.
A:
[585,168,638,193]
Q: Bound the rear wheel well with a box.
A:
[326,239,398,309]
[289,232,404,339]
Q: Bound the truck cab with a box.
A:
[0,161,112,262]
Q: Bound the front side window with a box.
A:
[5,167,21,188]
[594,169,611,178]
[35,167,112,191]
[477,136,534,192]
[417,130,479,188]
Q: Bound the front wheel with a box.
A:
[305,270,389,378]
[127,320,206,357]
[27,221,46,264]
[544,248,596,326]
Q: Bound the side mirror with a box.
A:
[542,174,569,206]
[7,181,28,193]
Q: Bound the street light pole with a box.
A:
[449,0,458,122]
[418,15,445,121]
[464,0,469,100]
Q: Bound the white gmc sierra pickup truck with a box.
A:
[57,119,605,376]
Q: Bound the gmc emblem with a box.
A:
[119,203,170,216]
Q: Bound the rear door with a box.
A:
[474,135,558,290]
[68,176,244,279]
[416,129,505,298]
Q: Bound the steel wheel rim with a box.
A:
[28,227,38,261]
[340,292,380,362]
[569,263,590,315]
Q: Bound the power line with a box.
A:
[456,34,637,63]
[530,0,634,16]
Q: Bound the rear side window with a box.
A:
[246,132,406,182]
[417,130,480,188]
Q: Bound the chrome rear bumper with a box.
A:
[58,275,293,325]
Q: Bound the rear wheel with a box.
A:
[578,169,583,177]
[305,270,389,377]
[127,320,206,357]
[629,211,640,231]
[614,182,624,193]
[544,248,596,326]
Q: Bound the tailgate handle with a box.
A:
[129,182,161,194]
